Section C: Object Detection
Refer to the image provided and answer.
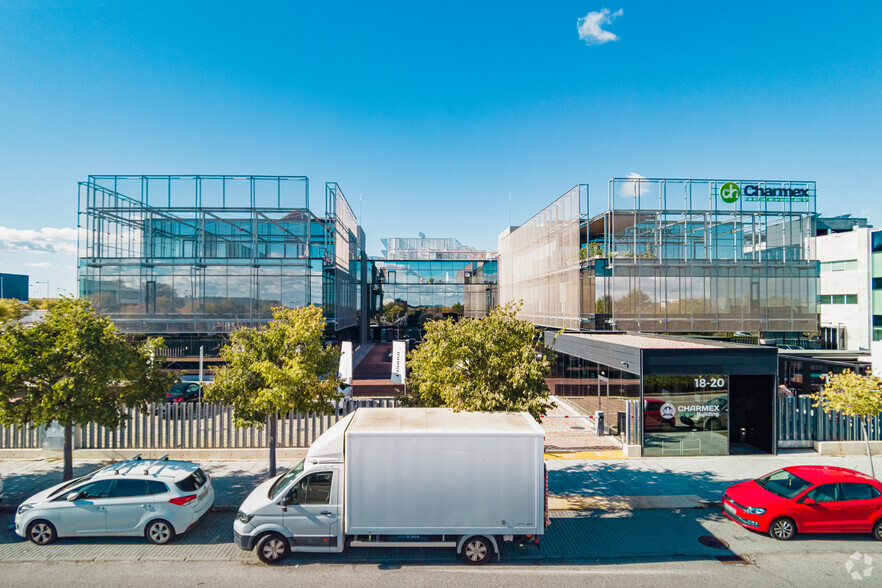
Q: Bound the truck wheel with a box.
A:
[256,532,289,565]
[460,536,493,565]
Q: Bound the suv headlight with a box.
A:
[744,506,766,515]
[236,510,254,524]
[17,503,35,515]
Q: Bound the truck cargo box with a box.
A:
[340,408,545,536]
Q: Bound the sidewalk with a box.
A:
[548,450,882,509]
[541,396,622,452]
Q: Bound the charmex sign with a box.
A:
[718,182,811,204]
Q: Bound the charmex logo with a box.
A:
[719,182,740,204]
[660,403,676,420]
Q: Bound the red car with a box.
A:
[722,466,882,541]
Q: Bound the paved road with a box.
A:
[2,508,880,565]
[1,553,878,587]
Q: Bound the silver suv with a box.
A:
[15,455,214,545]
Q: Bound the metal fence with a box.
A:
[0,398,399,450]
[778,396,882,444]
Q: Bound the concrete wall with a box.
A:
[815,228,872,350]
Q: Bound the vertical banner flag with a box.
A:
[338,341,353,398]
[391,341,406,384]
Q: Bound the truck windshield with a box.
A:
[269,460,305,499]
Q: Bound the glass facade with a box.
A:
[371,259,498,339]
[642,375,729,456]
[78,175,361,335]
[498,186,586,329]
[548,353,639,436]
[500,178,819,334]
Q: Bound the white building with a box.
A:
[814,226,873,350]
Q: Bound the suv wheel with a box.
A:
[145,519,176,544]
[256,532,289,564]
[27,520,57,545]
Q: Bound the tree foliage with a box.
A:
[813,369,882,477]
[206,305,342,425]
[403,301,555,421]
[205,305,342,477]
[0,298,175,479]
[0,298,29,323]
[812,370,882,419]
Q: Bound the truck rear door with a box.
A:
[282,470,339,552]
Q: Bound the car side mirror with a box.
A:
[279,495,291,507]
[66,491,81,502]
[802,498,816,505]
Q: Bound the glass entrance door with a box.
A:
[598,374,609,435]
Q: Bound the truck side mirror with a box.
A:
[66,491,81,502]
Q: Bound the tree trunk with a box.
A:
[864,419,876,479]
[63,423,73,481]
[268,415,277,478]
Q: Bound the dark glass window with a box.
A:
[873,231,882,252]
[110,479,149,498]
[841,483,881,501]
[818,295,831,304]
[175,468,208,492]
[146,480,170,495]
[874,316,882,328]
[832,295,846,304]
[75,479,115,499]
[846,294,858,304]
[290,472,333,504]
[873,278,882,290]
[805,483,841,503]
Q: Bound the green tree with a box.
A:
[450,302,464,316]
[404,301,555,421]
[0,298,175,480]
[204,305,342,476]
[0,298,28,323]
[812,369,882,477]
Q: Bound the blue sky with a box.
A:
[2,1,881,296]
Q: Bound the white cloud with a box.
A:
[577,8,623,45]
[0,226,78,255]
[25,262,52,268]
[618,172,648,198]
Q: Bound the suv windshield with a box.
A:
[269,461,305,500]
[756,469,813,499]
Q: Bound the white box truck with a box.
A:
[234,407,547,565]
